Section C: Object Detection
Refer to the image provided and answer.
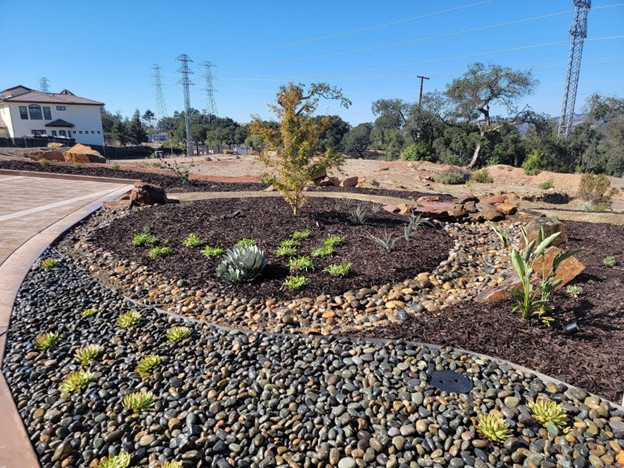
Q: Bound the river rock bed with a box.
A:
[4,252,624,467]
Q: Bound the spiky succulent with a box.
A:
[34,332,60,350]
[116,310,142,328]
[216,244,267,284]
[135,355,163,378]
[528,399,567,429]
[59,369,94,394]
[98,450,131,468]
[202,246,224,257]
[166,326,192,343]
[40,258,59,270]
[182,233,203,247]
[477,413,512,444]
[123,390,157,413]
[74,344,102,366]
[81,307,98,318]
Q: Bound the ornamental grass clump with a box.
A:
[132,228,157,247]
[202,246,224,257]
[235,237,256,248]
[148,246,173,259]
[166,326,192,343]
[291,227,311,240]
[182,233,203,247]
[274,245,297,258]
[40,258,59,270]
[116,310,142,328]
[98,450,131,468]
[135,355,163,378]
[311,245,334,257]
[528,399,567,430]
[477,413,512,444]
[216,244,267,284]
[284,275,308,290]
[34,332,60,350]
[80,307,98,318]
[122,390,157,413]
[279,239,301,249]
[367,230,400,252]
[288,256,315,272]
[348,204,367,225]
[74,344,102,366]
[323,235,345,248]
[59,369,94,394]
[324,262,353,277]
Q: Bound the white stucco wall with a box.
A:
[0,104,14,137]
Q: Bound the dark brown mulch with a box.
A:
[365,221,624,403]
[91,197,452,300]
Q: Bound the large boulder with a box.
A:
[63,144,106,164]
[129,182,168,206]
[532,246,585,290]
[30,150,65,162]
[47,142,64,149]
[523,217,568,247]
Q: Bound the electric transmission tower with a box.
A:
[38,77,50,93]
[201,61,218,119]
[176,54,194,157]
[151,65,168,121]
[558,0,591,137]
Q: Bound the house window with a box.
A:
[28,105,43,120]
[97,131,101,134]
[79,131,83,134]
[59,130,67,137]
[91,131,95,134]
[43,106,52,120]
[56,106,66,111]
[32,130,47,136]
[19,106,28,119]
[73,131,76,134]
[51,130,58,136]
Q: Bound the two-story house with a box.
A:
[0,85,105,146]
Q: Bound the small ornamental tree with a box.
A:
[250,82,351,215]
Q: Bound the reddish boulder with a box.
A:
[474,275,521,303]
[30,150,65,162]
[524,217,568,247]
[497,202,518,215]
[383,203,412,215]
[129,182,168,206]
[476,203,504,221]
[340,176,359,188]
[532,246,585,290]
[104,193,132,210]
[480,195,508,205]
[63,144,106,163]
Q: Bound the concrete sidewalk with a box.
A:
[0,173,133,467]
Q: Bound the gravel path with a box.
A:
[4,253,624,467]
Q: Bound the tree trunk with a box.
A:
[466,143,481,169]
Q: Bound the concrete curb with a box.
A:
[0,168,139,185]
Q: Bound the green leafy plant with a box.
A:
[522,150,543,175]
[135,355,163,378]
[366,230,400,252]
[110,163,121,170]
[403,214,429,240]
[132,228,157,247]
[59,369,94,394]
[471,168,493,183]
[311,245,334,257]
[38,159,50,167]
[488,221,510,248]
[81,307,98,318]
[274,245,297,257]
[323,262,353,277]
[433,168,470,185]
[538,178,554,190]
[72,163,82,169]
[565,285,584,298]
[202,246,224,257]
[74,344,102,366]
[216,244,267,284]
[40,258,59,270]
[284,275,308,290]
[510,227,581,325]
[291,227,311,240]
[288,256,315,272]
[116,310,142,328]
[369,203,382,214]
[477,413,512,444]
[602,255,617,267]
[279,238,300,249]
[401,141,436,162]
[182,233,203,247]
[348,204,367,225]
[123,390,157,413]
[235,237,257,248]
[98,450,132,468]
[34,332,60,350]
[166,326,192,342]
[148,246,173,259]
[577,173,618,211]
[528,399,567,430]
[323,235,345,248]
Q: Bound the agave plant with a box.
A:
[135,355,163,378]
[528,399,567,429]
[123,390,157,413]
[116,310,142,328]
[59,369,94,394]
[166,326,192,343]
[477,413,512,444]
[34,331,60,350]
[74,344,102,366]
[98,450,132,468]
[216,244,267,284]
[80,307,98,318]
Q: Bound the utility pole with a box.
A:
[417,75,430,106]
[558,0,591,137]
[201,61,218,120]
[38,77,50,93]
[176,54,194,157]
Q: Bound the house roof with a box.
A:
[0,86,104,106]
[45,119,75,128]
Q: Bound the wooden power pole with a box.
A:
[417,75,430,106]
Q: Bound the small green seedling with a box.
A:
[323,235,345,248]
[132,229,157,247]
[528,399,567,430]
[291,228,311,240]
[274,245,297,257]
[98,451,131,468]
[603,256,617,267]
[288,256,314,272]
[182,233,203,247]
[284,276,308,290]
[280,239,300,249]
[148,246,173,259]
[202,246,224,257]
[80,307,98,318]
[311,245,334,257]
[235,238,256,247]
[40,258,59,270]
[565,285,583,298]
[324,262,353,277]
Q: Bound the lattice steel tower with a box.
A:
[176,54,194,156]
[151,65,168,121]
[558,0,591,137]
[201,61,218,118]
[38,77,50,93]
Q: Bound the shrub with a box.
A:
[284,275,308,290]
[59,370,94,394]
[216,244,267,283]
[471,168,493,183]
[288,256,315,272]
[275,245,297,257]
[132,228,157,247]
[291,228,311,240]
[367,230,400,252]
[324,262,353,277]
[348,204,367,225]
[167,326,192,342]
[311,245,334,257]
[538,178,554,190]
[98,451,131,468]
[40,258,58,270]
[34,332,60,350]
[182,233,203,247]
[565,285,583,297]
[81,307,98,318]
[323,235,345,248]
[522,150,543,175]
[123,390,157,413]
[602,255,617,267]
[528,399,567,430]
[148,246,173,259]
[116,310,142,328]
[401,142,436,162]
[433,168,470,184]
[477,413,512,444]
[577,173,618,211]
[135,355,163,378]
[202,245,224,257]
[74,344,102,366]
[235,237,256,248]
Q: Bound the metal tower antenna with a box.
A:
[38,77,50,93]
[176,54,194,157]
[201,61,218,118]
[558,0,591,137]
[151,64,168,120]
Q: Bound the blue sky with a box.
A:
[1,0,623,125]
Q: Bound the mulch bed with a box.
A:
[365,221,624,403]
[91,197,452,300]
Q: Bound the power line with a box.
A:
[38,77,50,93]
[176,54,194,157]
[201,61,218,118]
